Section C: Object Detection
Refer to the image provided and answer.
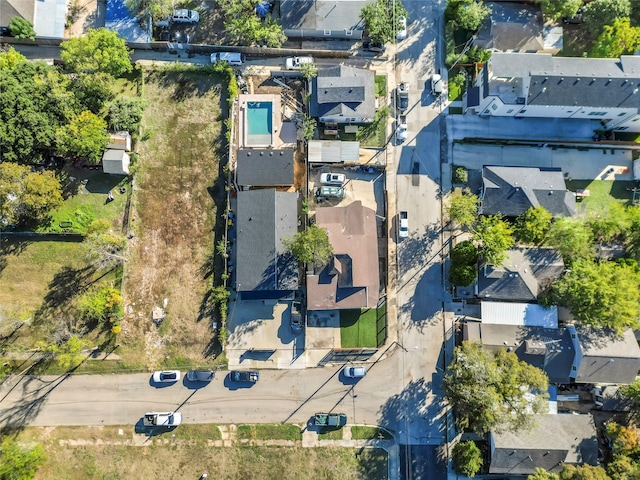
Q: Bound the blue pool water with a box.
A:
[247,102,273,136]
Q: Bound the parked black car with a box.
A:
[230,370,259,383]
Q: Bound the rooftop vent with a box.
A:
[525,339,547,356]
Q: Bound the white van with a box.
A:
[155,9,199,27]
[285,56,314,70]
[431,73,443,95]
[210,52,245,66]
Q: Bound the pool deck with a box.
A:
[238,93,296,149]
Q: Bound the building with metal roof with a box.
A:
[481,301,558,328]
[307,140,360,164]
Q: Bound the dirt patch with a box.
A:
[121,69,227,368]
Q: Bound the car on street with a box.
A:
[210,52,245,66]
[291,301,303,334]
[285,56,314,70]
[152,370,180,383]
[343,366,367,378]
[396,16,407,41]
[363,40,386,53]
[186,369,214,382]
[313,412,347,428]
[396,82,409,112]
[317,186,346,199]
[399,211,409,238]
[230,370,259,383]
[396,118,408,143]
[320,172,346,185]
[431,73,443,96]
[143,411,182,427]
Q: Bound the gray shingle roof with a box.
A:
[236,149,294,186]
[310,65,376,121]
[481,166,576,217]
[490,414,598,474]
[236,189,299,296]
[576,327,640,385]
[280,0,369,32]
[475,2,544,51]
[477,248,565,301]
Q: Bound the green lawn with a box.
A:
[340,309,378,348]
[566,180,637,214]
[237,424,301,441]
[318,428,343,440]
[350,426,393,440]
[41,166,129,234]
[374,75,387,98]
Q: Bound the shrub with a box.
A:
[453,166,468,184]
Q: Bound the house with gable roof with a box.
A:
[466,53,640,132]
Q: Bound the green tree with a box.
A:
[0,437,45,480]
[606,422,639,456]
[218,0,286,47]
[515,206,552,245]
[57,110,109,163]
[451,240,478,265]
[449,264,477,286]
[627,206,640,261]
[547,218,594,264]
[592,17,640,58]
[529,468,560,480]
[297,115,316,142]
[559,465,611,480]
[77,286,124,323]
[449,240,479,286]
[583,0,631,35]
[284,224,333,267]
[108,97,146,132]
[452,440,483,477]
[447,189,479,228]
[360,0,408,44]
[125,0,172,20]
[300,62,318,80]
[607,455,640,480]
[8,17,36,40]
[546,259,640,332]
[0,47,27,71]
[473,215,514,265]
[539,0,583,21]
[444,341,549,434]
[60,28,132,77]
[587,202,632,242]
[55,335,89,370]
[0,163,63,226]
[71,72,114,114]
[446,0,491,32]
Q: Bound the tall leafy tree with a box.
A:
[57,111,109,164]
[0,437,45,480]
[0,163,63,226]
[108,97,146,132]
[515,206,552,245]
[60,29,132,77]
[71,73,114,114]
[559,465,611,480]
[284,224,333,267]
[447,189,479,228]
[444,341,549,434]
[0,47,27,71]
[547,218,594,264]
[539,0,583,21]
[545,259,640,332]
[529,468,560,480]
[591,17,640,58]
[587,202,632,242]
[125,0,172,20]
[218,0,286,47]
[360,0,408,44]
[583,0,631,35]
[445,0,491,32]
[449,240,479,286]
[473,215,514,265]
[452,440,483,477]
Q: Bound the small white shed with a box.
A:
[107,132,132,151]
[102,149,130,175]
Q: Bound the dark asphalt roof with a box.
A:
[475,2,544,51]
[310,65,375,120]
[575,327,640,385]
[280,0,368,32]
[236,189,299,295]
[236,149,294,186]
[481,166,576,217]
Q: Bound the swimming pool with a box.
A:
[246,101,273,146]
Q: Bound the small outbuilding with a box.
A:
[102,149,131,175]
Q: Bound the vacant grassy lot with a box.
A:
[566,180,638,215]
[121,68,227,369]
[17,426,385,480]
[340,309,378,348]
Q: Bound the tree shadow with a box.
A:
[34,265,97,322]
[0,235,32,275]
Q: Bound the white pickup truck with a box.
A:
[143,412,182,427]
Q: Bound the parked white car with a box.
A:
[143,412,182,427]
[396,121,408,143]
[320,172,346,185]
[344,366,367,378]
[285,56,314,70]
[210,52,245,66]
[399,211,409,238]
[155,9,199,27]
[396,16,407,41]
[152,370,180,383]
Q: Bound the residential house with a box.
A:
[466,53,640,132]
[481,166,576,217]
[102,150,130,175]
[236,149,294,188]
[465,322,640,385]
[235,189,299,300]
[310,65,376,124]
[280,0,369,40]
[488,414,598,474]
[475,2,562,53]
[477,247,565,302]
[0,0,67,38]
[307,201,379,310]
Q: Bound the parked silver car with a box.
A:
[186,370,214,382]
[343,366,367,378]
[152,370,180,383]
